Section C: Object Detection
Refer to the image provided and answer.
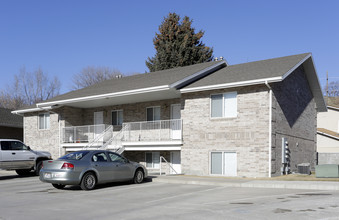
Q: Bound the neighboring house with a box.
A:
[12,53,326,177]
[0,108,23,141]
[317,105,339,164]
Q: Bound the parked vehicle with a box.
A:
[39,150,148,190]
[0,139,52,176]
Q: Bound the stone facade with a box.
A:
[23,99,181,159]
[22,67,318,177]
[24,112,60,159]
[271,66,317,176]
[181,85,270,177]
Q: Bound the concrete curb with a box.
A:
[151,176,339,191]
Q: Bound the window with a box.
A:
[39,113,50,130]
[92,152,108,162]
[108,152,126,163]
[146,106,160,121]
[145,152,160,168]
[0,141,29,151]
[210,151,237,176]
[112,110,123,126]
[59,151,89,160]
[211,92,237,118]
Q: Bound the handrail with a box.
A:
[100,123,130,152]
[159,156,178,176]
[84,125,113,149]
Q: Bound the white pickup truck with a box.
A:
[0,139,52,176]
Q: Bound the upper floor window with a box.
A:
[39,113,50,130]
[112,110,123,126]
[146,106,160,121]
[211,92,237,118]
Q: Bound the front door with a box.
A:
[94,111,104,142]
[170,151,181,174]
[224,152,237,177]
[170,104,181,140]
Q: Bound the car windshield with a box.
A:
[59,151,89,160]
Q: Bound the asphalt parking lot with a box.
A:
[1,172,339,220]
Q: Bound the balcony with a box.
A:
[61,119,182,151]
[123,119,182,142]
[61,124,110,144]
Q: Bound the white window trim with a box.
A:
[38,112,50,130]
[210,91,238,119]
[145,152,160,169]
[209,151,237,176]
[146,106,161,121]
[111,110,123,126]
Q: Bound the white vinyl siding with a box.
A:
[146,106,160,121]
[38,113,50,130]
[211,92,237,118]
[112,110,123,126]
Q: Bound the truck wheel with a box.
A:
[16,169,31,176]
[35,161,43,176]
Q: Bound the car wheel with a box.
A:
[16,169,31,176]
[52,184,65,189]
[35,161,43,176]
[80,172,96,190]
[133,169,144,184]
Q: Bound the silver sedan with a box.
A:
[39,150,148,190]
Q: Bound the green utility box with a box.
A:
[315,164,339,178]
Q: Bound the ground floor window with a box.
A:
[210,151,237,176]
[145,152,160,169]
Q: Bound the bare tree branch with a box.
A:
[71,66,123,90]
[0,67,61,110]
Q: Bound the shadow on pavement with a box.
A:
[55,177,154,191]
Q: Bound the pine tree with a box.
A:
[146,13,213,72]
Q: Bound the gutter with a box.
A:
[36,85,170,108]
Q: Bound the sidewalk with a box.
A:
[150,175,339,191]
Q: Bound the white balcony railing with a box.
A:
[61,120,182,146]
[122,119,182,142]
[62,124,109,144]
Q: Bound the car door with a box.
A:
[0,141,13,169]
[8,141,36,169]
[91,152,113,183]
[108,152,134,181]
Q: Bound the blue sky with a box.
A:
[0,0,338,94]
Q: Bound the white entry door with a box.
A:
[170,104,181,140]
[94,111,104,142]
[170,151,181,174]
[224,152,237,177]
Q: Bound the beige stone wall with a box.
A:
[24,112,61,159]
[81,98,181,126]
[181,85,270,177]
[23,99,181,159]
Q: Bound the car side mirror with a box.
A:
[27,146,31,151]
[125,159,130,163]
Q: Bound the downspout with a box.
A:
[265,81,272,178]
